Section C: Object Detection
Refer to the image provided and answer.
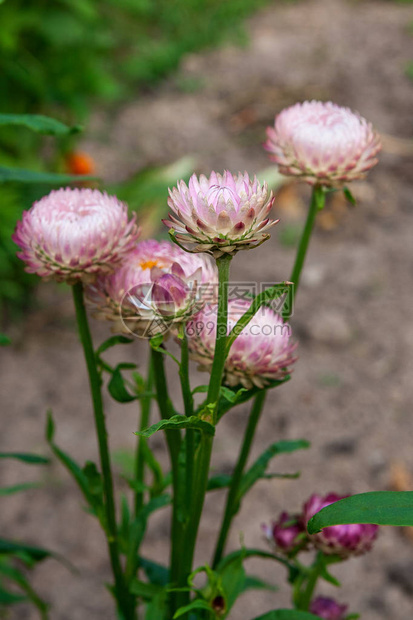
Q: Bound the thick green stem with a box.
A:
[72,282,134,620]
[170,255,232,618]
[212,389,266,568]
[206,254,232,414]
[283,185,325,320]
[134,354,153,516]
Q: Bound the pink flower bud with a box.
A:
[262,512,307,555]
[309,596,348,620]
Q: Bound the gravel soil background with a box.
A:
[2,1,413,618]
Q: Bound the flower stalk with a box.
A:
[72,282,134,620]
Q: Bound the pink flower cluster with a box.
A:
[264,100,381,187]
[264,492,378,559]
[186,299,297,389]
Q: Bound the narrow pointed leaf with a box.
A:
[0,482,40,496]
[173,599,212,619]
[0,167,95,184]
[0,113,81,135]
[0,452,49,465]
[253,611,319,620]
[135,415,215,438]
[239,440,310,500]
[308,491,413,533]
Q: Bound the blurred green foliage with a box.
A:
[0,0,276,121]
[0,0,281,323]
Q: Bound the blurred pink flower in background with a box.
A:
[262,511,307,556]
[186,298,297,388]
[303,493,379,558]
[87,239,217,336]
[13,188,140,283]
[164,170,278,258]
[264,100,381,186]
[309,596,348,620]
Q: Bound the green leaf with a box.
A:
[95,335,133,356]
[217,378,289,419]
[135,415,215,438]
[253,611,319,620]
[218,555,246,614]
[138,557,169,587]
[207,474,232,491]
[0,584,27,605]
[0,167,95,184]
[0,539,51,563]
[225,282,292,353]
[45,411,102,519]
[0,113,81,136]
[239,440,310,502]
[0,334,11,346]
[173,599,213,619]
[0,482,40,496]
[129,578,163,600]
[0,562,48,615]
[307,491,413,533]
[145,590,168,620]
[0,452,49,465]
[242,575,278,593]
[343,187,356,206]
[108,363,138,403]
[125,495,171,581]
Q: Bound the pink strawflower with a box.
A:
[186,299,297,389]
[303,493,379,558]
[12,188,140,283]
[264,101,381,187]
[262,512,307,556]
[163,171,278,258]
[86,239,217,337]
[309,596,348,620]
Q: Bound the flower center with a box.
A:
[139,259,160,270]
[206,184,239,208]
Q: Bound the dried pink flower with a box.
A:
[303,493,379,558]
[186,299,297,389]
[86,239,217,337]
[309,596,348,620]
[264,101,381,187]
[12,188,140,283]
[262,511,307,556]
[163,171,278,258]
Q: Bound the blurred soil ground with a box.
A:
[2,0,413,618]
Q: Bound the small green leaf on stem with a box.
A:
[135,415,215,438]
[343,187,356,206]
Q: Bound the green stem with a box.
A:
[170,254,232,618]
[206,254,232,414]
[151,347,184,615]
[283,184,325,320]
[179,329,195,515]
[134,353,154,516]
[296,552,324,610]
[72,282,134,620]
[212,390,266,568]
